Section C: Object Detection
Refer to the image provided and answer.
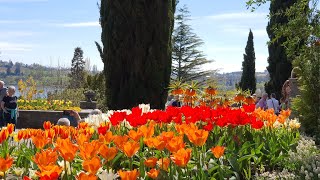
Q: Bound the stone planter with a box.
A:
[84,91,96,102]
[16,110,90,129]
[81,90,97,109]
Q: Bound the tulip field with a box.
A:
[0,102,306,180]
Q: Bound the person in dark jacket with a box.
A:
[1,86,17,126]
[0,81,7,127]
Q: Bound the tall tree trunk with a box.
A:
[100,0,176,110]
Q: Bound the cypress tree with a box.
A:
[99,0,176,110]
[171,5,212,83]
[69,47,86,89]
[265,0,297,99]
[239,29,256,94]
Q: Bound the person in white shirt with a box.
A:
[267,93,280,115]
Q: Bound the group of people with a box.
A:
[255,92,288,115]
[0,81,18,127]
[166,95,182,107]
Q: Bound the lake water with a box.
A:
[9,85,62,99]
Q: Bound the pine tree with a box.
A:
[239,29,256,94]
[172,5,212,83]
[265,0,297,99]
[99,0,176,110]
[6,66,11,76]
[69,47,85,89]
[15,62,21,75]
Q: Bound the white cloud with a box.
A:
[0,42,33,52]
[222,26,267,38]
[205,45,242,53]
[205,12,268,21]
[0,20,40,24]
[0,31,34,38]
[55,21,99,28]
[0,0,47,2]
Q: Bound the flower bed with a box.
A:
[0,104,303,180]
[18,99,81,111]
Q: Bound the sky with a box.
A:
[0,0,270,73]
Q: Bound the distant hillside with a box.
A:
[0,60,70,87]
[0,59,269,91]
[215,71,269,91]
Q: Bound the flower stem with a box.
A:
[64,160,68,180]
[129,157,133,170]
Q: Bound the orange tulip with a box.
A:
[99,131,114,145]
[280,109,291,118]
[118,169,139,180]
[154,136,167,151]
[157,158,170,171]
[82,156,101,175]
[211,146,225,158]
[123,141,140,158]
[60,127,70,139]
[113,135,129,150]
[147,168,160,179]
[35,165,62,180]
[0,155,13,172]
[159,131,174,141]
[166,136,185,153]
[45,129,55,139]
[53,126,62,136]
[33,149,58,171]
[78,122,89,129]
[43,121,52,130]
[186,129,209,147]
[138,124,154,138]
[278,115,286,124]
[0,129,9,143]
[79,140,102,160]
[170,148,192,167]
[99,145,118,161]
[144,138,155,149]
[17,130,25,141]
[6,123,14,134]
[31,134,50,149]
[77,133,90,146]
[55,137,78,162]
[128,130,143,142]
[144,157,158,168]
[175,123,188,135]
[77,172,97,180]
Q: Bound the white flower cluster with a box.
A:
[287,136,318,164]
[255,169,296,180]
[272,118,301,129]
[286,136,320,179]
[84,113,111,127]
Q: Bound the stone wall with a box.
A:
[17,110,90,129]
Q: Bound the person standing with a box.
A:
[267,93,280,115]
[171,95,181,107]
[1,86,18,126]
[0,81,7,127]
[256,93,268,110]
